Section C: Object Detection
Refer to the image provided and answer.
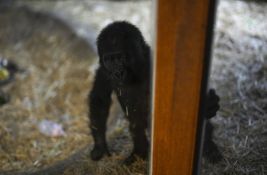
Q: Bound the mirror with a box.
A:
[201,0,267,174]
[0,0,153,174]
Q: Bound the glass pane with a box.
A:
[201,0,267,174]
[0,0,153,174]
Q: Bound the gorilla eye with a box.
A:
[102,52,126,69]
[114,55,125,65]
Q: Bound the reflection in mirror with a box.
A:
[0,0,152,174]
[202,0,267,174]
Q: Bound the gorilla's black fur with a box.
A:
[89,21,151,164]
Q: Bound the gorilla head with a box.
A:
[96,21,150,84]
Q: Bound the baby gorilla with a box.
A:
[88,21,222,164]
[89,21,151,164]
[204,89,223,163]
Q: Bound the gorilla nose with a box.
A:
[114,70,126,80]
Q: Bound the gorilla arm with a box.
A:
[89,68,113,160]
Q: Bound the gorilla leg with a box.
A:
[125,115,149,164]
[89,69,112,160]
[203,121,223,163]
[90,110,110,160]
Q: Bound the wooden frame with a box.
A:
[151,0,217,174]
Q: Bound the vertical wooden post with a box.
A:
[151,0,215,174]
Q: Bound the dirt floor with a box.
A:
[0,0,266,175]
[0,4,94,172]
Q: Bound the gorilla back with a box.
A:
[88,21,151,164]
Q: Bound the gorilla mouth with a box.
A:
[113,70,126,81]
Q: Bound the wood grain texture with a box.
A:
[151,0,212,174]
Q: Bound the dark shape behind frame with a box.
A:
[193,0,219,174]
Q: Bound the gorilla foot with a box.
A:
[124,151,147,165]
[203,142,223,164]
[90,145,110,161]
[124,154,139,165]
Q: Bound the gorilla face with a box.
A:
[97,21,149,85]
